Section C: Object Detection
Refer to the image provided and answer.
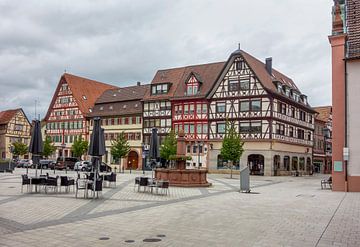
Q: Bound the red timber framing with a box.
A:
[172,100,208,141]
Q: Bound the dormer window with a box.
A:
[151,83,169,95]
[186,81,199,95]
[276,83,283,93]
[109,105,113,110]
[99,106,104,111]
[82,95,87,100]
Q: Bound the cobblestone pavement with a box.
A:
[0,169,359,247]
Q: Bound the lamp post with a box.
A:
[61,122,67,174]
[8,145,14,171]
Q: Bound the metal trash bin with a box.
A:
[240,166,251,193]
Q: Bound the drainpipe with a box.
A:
[344,55,348,191]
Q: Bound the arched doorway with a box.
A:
[127,151,139,170]
[292,157,298,171]
[306,157,312,175]
[273,155,280,176]
[248,154,264,175]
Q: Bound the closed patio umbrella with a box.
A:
[29,120,43,177]
[149,128,159,178]
[88,117,105,198]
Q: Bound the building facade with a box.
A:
[206,50,315,176]
[44,73,116,159]
[0,108,31,160]
[171,63,225,169]
[329,0,360,191]
[313,106,332,174]
[90,83,149,170]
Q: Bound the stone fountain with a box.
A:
[155,130,211,187]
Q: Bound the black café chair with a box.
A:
[60,176,75,193]
[21,174,31,193]
[45,176,59,193]
[157,181,170,195]
[106,172,116,188]
[87,179,103,198]
[138,177,149,192]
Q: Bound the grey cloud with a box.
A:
[0,0,333,120]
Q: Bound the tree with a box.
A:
[12,141,28,157]
[160,129,177,166]
[43,136,56,158]
[71,136,89,159]
[220,121,244,178]
[110,132,130,168]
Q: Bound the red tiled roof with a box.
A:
[346,0,360,59]
[240,50,300,92]
[143,62,226,101]
[45,73,117,120]
[0,109,19,125]
[96,84,149,104]
[314,106,332,122]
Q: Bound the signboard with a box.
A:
[334,161,343,172]
[343,147,349,161]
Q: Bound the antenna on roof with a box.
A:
[34,100,37,120]
[238,43,241,50]
[64,69,67,73]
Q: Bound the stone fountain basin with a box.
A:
[155,168,211,187]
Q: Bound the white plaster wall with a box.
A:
[347,61,360,175]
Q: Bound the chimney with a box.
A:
[265,57,272,75]
[137,81,141,86]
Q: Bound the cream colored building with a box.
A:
[90,83,149,171]
[0,108,31,160]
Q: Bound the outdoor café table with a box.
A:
[29,176,47,193]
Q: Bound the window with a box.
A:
[251,100,261,112]
[216,102,226,113]
[151,84,169,95]
[228,80,239,91]
[236,61,244,70]
[217,123,226,134]
[82,95,87,100]
[184,124,189,134]
[240,78,250,90]
[196,104,202,114]
[197,124,202,134]
[239,122,250,133]
[187,145,191,153]
[14,124,23,131]
[193,145,197,153]
[299,111,306,121]
[186,83,198,95]
[276,123,285,135]
[289,126,294,137]
[202,124,208,134]
[202,104,207,114]
[189,105,194,115]
[189,124,195,134]
[240,101,249,112]
[297,129,305,139]
[184,104,189,115]
[252,121,262,133]
[290,107,295,117]
[279,103,286,114]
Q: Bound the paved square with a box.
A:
[0,169,359,246]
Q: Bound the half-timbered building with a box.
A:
[90,83,149,171]
[142,68,182,145]
[0,108,31,160]
[44,73,116,158]
[171,62,225,168]
[207,49,316,176]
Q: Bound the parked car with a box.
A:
[55,157,79,170]
[17,159,32,168]
[86,161,112,172]
[38,160,56,169]
[74,161,91,171]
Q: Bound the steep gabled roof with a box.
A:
[143,62,226,101]
[45,73,117,120]
[346,0,360,59]
[173,62,226,100]
[96,84,149,104]
[0,109,19,125]
[0,108,30,125]
[207,49,313,111]
[314,106,332,122]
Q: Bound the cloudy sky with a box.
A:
[0,0,333,120]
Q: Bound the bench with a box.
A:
[321,177,332,189]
